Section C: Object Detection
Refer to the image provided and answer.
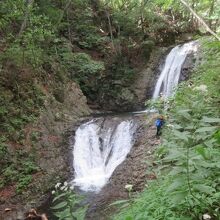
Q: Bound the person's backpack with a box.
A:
[155,119,162,127]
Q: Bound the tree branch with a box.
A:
[179,0,220,41]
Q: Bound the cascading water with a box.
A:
[153,41,198,99]
[72,41,198,192]
[72,118,136,192]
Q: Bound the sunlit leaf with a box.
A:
[169,191,188,204]
[51,201,68,210]
[125,216,134,220]
[195,126,218,133]
[202,117,220,123]
[173,130,188,141]
[195,145,207,159]
[52,192,67,203]
[177,109,191,120]
[166,178,185,193]
[193,184,215,195]
[109,199,129,207]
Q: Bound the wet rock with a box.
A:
[180,49,199,82]
[85,114,159,220]
[180,42,200,81]
[131,47,168,110]
[116,88,136,106]
[98,47,168,112]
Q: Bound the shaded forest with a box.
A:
[0,0,220,220]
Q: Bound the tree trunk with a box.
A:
[105,9,116,52]
[18,0,34,36]
[208,0,215,28]
[179,0,220,41]
[140,0,145,33]
[90,0,101,12]
[58,0,72,25]
[214,18,219,32]
[191,0,195,30]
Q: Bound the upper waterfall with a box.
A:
[71,41,199,192]
[72,118,136,192]
[153,41,198,99]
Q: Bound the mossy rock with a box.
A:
[53,87,65,103]
[141,40,155,59]
[116,88,135,106]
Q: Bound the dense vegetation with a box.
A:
[0,0,179,193]
[0,0,219,219]
[113,38,220,220]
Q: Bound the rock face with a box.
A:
[98,47,168,112]
[180,48,199,82]
[0,82,91,220]
[85,113,161,220]
[131,47,168,109]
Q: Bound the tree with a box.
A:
[19,0,35,36]
[179,0,220,40]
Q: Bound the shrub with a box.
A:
[113,39,220,220]
[16,175,32,193]
[51,182,87,220]
[61,52,104,98]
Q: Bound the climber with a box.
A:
[155,115,165,136]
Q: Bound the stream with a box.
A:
[71,41,198,195]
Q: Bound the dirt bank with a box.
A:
[0,82,91,220]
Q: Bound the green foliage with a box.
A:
[3,165,19,183]
[31,131,41,142]
[69,53,105,77]
[21,160,40,175]
[141,40,155,58]
[0,0,56,68]
[148,0,220,33]
[115,179,195,220]
[0,138,8,161]
[16,175,32,193]
[0,0,219,201]
[114,39,220,219]
[51,183,87,220]
[1,156,39,191]
[0,81,44,142]
[61,52,105,97]
[1,0,197,119]
[98,56,136,105]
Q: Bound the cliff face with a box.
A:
[0,80,91,220]
[0,36,198,219]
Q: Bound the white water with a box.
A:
[72,119,136,192]
[72,41,198,192]
[153,41,198,99]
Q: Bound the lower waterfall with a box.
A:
[72,41,198,192]
[72,118,136,192]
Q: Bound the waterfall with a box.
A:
[71,41,198,192]
[72,119,136,192]
[153,41,198,99]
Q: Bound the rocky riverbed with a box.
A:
[0,38,199,220]
[84,113,161,220]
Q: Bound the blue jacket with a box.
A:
[155,119,164,128]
